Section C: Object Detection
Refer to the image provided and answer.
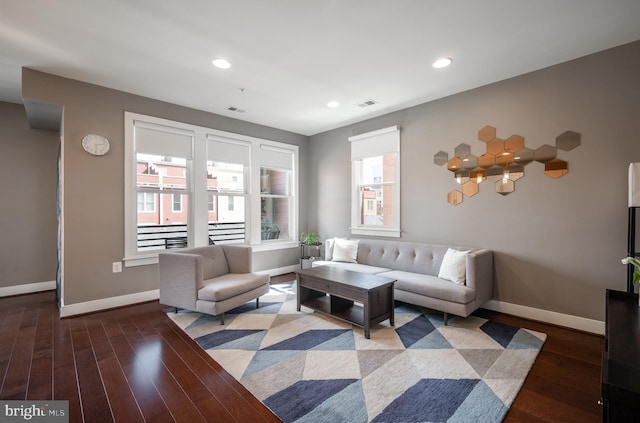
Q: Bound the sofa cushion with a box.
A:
[199,273,269,302]
[312,261,391,275]
[379,270,475,304]
[437,248,469,285]
[331,238,359,263]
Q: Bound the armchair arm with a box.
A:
[221,245,253,273]
[465,249,494,306]
[158,252,203,310]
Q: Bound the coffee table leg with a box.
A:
[364,293,370,339]
[390,284,395,326]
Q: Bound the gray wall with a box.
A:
[308,41,640,321]
[0,101,58,287]
[21,70,306,306]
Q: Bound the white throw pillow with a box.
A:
[331,239,359,263]
[438,248,469,285]
[324,237,336,260]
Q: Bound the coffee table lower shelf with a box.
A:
[300,296,367,328]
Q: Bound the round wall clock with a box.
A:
[81,134,110,156]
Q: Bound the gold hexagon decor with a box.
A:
[505,135,525,152]
[478,153,496,169]
[478,126,496,143]
[462,180,479,197]
[447,190,463,205]
[486,138,505,155]
[545,159,569,178]
[434,126,580,205]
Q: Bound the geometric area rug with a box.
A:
[167,282,546,423]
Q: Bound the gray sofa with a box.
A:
[312,238,494,323]
[159,245,270,324]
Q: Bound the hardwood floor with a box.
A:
[0,275,603,422]
[473,308,603,422]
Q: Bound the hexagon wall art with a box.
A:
[434,126,580,205]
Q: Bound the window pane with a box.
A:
[209,195,245,223]
[137,153,187,191]
[360,154,395,184]
[208,195,245,244]
[137,193,188,251]
[261,198,289,240]
[359,185,394,226]
[207,161,245,193]
[260,168,289,195]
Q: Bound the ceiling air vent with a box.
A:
[356,99,379,108]
[226,106,246,113]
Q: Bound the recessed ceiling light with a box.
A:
[212,58,231,69]
[432,57,452,69]
[327,101,340,108]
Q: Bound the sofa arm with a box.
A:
[466,249,494,306]
[221,245,253,273]
[158,252,203,310]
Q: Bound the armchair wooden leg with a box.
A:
[443,312,449,326]
[220,313,225,325]
[256,298,260,308]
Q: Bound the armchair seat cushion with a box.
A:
[199,273,270,302]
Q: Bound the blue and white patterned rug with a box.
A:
[167,282,546,423]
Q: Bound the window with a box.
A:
[130,122,193,254]
[260,145,295,242]
[172,193,182,212]
[137,192,155,212]
[124,112,299,266]
[349,126,400,237]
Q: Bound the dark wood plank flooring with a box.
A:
[0,274,603,422]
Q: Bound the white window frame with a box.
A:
[124,112,299,266]
[349,125,401,238]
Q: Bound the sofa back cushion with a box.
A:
[355,239,450,276]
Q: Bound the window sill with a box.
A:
[123,241,299,267]
[124,254,160,267]
[350,227,401,238]
[251,241,299,252]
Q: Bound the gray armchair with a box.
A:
[159,244,270,324]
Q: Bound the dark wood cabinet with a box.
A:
[601,289,640,422]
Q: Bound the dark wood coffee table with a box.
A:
[295,266,396,339]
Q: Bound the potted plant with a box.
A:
[300,232,322,263]
[300,232,321,246]
[622,256,640,305]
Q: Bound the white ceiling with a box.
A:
[2,0,640,136]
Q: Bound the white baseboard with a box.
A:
[53,270,605,335]
[257,264,300,277]
[0,280,56,297]
[60,289,159,318]
[482,299,605,335]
